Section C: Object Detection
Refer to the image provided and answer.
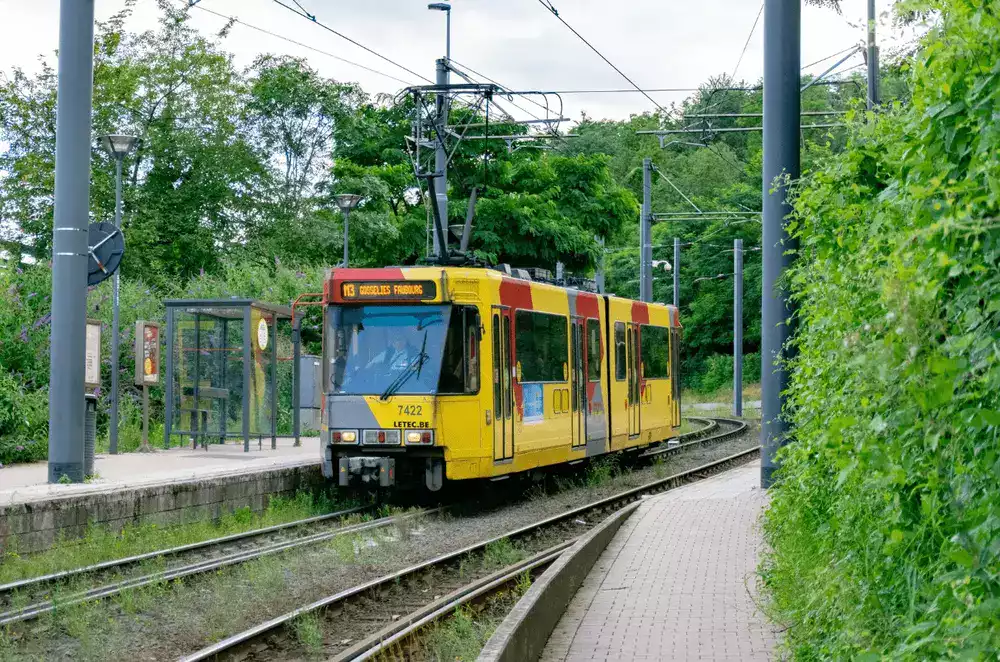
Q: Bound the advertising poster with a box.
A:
[522,383,544,424]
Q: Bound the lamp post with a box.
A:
[100,134,138,456]
[335,194,363,267]
[428,2,451,61]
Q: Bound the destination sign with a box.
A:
[340,280,437,301]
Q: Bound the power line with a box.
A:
[730,3,764,82]
[270,0,432,84]
[536,0,670,117]
[802,44,861,71]
[191,4,414,86]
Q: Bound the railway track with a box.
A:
[0,505,426,627]
[179,433,758,661]
[0,416,743,635]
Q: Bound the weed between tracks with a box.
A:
[385,571,533,662]
[0,490,355,586]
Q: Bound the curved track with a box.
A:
[179,422,757,661]
[0,417,746,634]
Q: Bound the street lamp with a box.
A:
[335,194,363,267]
[100,134,138,456]
[427,3,451,61]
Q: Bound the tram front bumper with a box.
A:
[338,456,395,487]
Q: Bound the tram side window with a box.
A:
[587,319,601,381]
[438,306,481,394]
[641,325,670,379]
[515,310,568,382]
[614,322,626,381]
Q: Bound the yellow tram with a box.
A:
[320,266,682,491]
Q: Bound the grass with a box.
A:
[682,382,761,405]
[421,572,533,661]
[481,538,524,570]
[291,612,325,658]
[585,455,620,487]
[0,489,351,586]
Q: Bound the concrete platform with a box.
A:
[0,438,322,553]
[541,460,778,661]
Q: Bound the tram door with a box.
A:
[627,323,641,437]
[492,307,514,462]
[570,317,586,449]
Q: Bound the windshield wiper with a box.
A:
[379,331,430,401]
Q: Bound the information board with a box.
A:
[340,280,437,302]
[85,320,101,388]
[134,321,161,386]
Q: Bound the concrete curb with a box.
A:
[478,500,641,662]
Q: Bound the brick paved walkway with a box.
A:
[541,460,777,661]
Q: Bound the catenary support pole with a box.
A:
[110,157,122,454]
[433,58,449,256]
[640,158,652,302]
[292,313,301,447]
[48,0,96,484]
[734,239,744,418]
[761,0,801,488]
[342,207,350,267]
[867,0,879,109]
[673,237,680,308]
[595,236,606,294]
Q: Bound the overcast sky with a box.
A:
[0,0,907,122]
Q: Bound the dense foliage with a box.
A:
[763,1,1000,657]
[0,1,878,463]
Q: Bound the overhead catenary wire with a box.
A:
[270,0,432,84]
[730,2,764,83]
[536,0,672,118]
[190,4,414,86]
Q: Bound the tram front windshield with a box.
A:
[327,305,451,396]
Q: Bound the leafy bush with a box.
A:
[693,352,762,393]
[762,3,1000,658]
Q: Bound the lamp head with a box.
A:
[100,134,139,159]
[427,2,451,10]
[335,194,364,212]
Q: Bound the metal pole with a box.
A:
[734,239,744,417]
[110,156,122,454]
[445,8,451,62]
[292,314,301,447]
[433,57,449,256]
[243,308,251,453]
[270,315,277,450]
[672,237,680,308]
[640,158,652,303]
[761,0,801,488]
[164,306,173,449]
[867,0,879,109]
[595,236,606,294]
[141,384,150,452]
[48,0,95,483]
[342,208,350,267]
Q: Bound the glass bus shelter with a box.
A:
[164,299,293,452]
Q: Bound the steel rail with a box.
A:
[179,441,759,661]
[341,543,571,661]
[0,505,369,597]
[0,509,433,627]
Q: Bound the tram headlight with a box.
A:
[332,430,358,444]
[405,430,434,445]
